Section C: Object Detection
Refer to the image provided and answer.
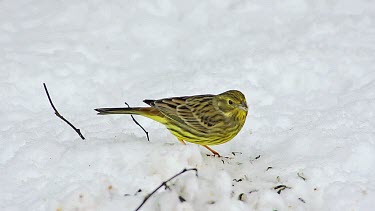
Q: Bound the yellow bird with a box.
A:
[95,90,248,156]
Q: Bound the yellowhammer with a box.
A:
[95,90,248,156]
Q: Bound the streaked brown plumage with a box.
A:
[95,90,248,156]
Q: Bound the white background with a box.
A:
[1,0,375,210]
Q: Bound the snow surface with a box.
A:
[1,0,375,210]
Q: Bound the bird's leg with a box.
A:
[203,145,221,157]
[178,139,186,145]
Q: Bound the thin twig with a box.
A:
[135,168,198,211]
[273,185,291,194]
[124,102,150,142]
[43,83,85,140]
[297,172,306,181]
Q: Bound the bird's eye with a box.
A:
[228,100,233,105]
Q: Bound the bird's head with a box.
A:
[213,90,248,118]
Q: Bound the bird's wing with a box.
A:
[148,95,224,132]
[178,96,225,131]
[144,96,189,125]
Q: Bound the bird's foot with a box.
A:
[203,145,222,157]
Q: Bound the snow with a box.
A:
[1,0,375,210]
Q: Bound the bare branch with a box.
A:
[135,168,198,211]
[124,102,150,142]
[43,83,85,140]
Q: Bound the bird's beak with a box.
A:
[238,102,248,111]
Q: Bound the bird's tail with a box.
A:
[95,106,164,118]
[95,107,165,123]
[95,107,147,115]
